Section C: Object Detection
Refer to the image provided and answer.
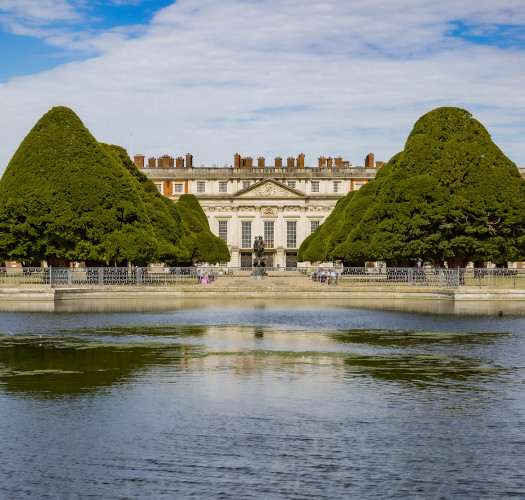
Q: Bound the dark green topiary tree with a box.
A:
[102,144,195,265]
[298,192,355,263]
[360,107,525,266]
[93,145,230,266]
[298,156,397,265]
[175,194,230,264]
[316,107,525,267]
[331,154,399,265]
[0,107,158,266]
[0,107,230,267]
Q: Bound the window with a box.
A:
[154,183,163,194]
[287,221,297,248]
[333,181,341,193]
[353,181,366,190]
[287,181,296,189]
[197,181,206,193]
[264,221,274,249]
[242,181,250,189]
[218,221,228,242]
[219,181,228,193]
[311,181,319,193]
[173,183,184,194]
[310,220,320,234]
[241,221,252,248]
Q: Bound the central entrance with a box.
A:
[264,252,274,268]
[240,252,252,269]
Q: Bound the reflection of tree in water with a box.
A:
[69,324,208,339]
[332,329,506,389]
[343,354,503,389]
[330,329,508,347]
[0,333,204,398]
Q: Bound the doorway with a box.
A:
[240,252,252,269]
[285,252,297,270]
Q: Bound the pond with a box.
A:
[0,298,524,499]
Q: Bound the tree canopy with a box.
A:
[102,144,229,265]
[175,194,230,264]
[0,106,230,266]
[300,107,525,267]
[298,158,396,264]
[298,192,356,263]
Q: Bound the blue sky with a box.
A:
[0,0,524,172]
[0,1,173,80]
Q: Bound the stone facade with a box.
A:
[137,153,382,267]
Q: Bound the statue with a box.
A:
[252,236,267,276]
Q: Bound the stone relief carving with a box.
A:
[283,206,301,212]
[237,181,302,199]
[261,207,278,216]
[238,206,256,212]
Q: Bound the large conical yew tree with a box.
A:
[337,107,525,267]
[175,194,230,264]
[101,144,194,265]
[0,105,230,267]
[103,144,230,265]
[330,154,399,265]
[298,156,396,265]
[298,192,356,263]
[0,107,159,266]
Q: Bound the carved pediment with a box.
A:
[235,179,306,199]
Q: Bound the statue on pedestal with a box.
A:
[252,236,267,276]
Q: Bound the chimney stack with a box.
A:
[134,154,145,168]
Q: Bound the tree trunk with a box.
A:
[47,256,70,267]
[85,260,107,267]
[447,256,468,268]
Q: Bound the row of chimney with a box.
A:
[134,154,193,169]
[134,153,382,169]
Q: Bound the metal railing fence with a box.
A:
[0,266,524,289]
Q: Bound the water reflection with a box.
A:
[0,299,522,500]
[0,321,507,398]
[0,300,55,312]
[0,335,201,397]
[0,296,524,316]
[74,324,209,341]
[343,353,502,389]
[329,329,507,389]
[329,329,508,347]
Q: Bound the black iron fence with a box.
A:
[0,266,523,289]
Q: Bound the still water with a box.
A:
[0,298,524,499]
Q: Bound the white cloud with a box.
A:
[0,0,147,54]
[0,0,80,25]
[0,0,524,173]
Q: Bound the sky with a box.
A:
[0,0,524,173]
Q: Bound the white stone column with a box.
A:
[230,247,240,267]
[275,207,285,268]
[230,207,240,267]
[298,206,308,250]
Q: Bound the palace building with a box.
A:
[136,152,382,268]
